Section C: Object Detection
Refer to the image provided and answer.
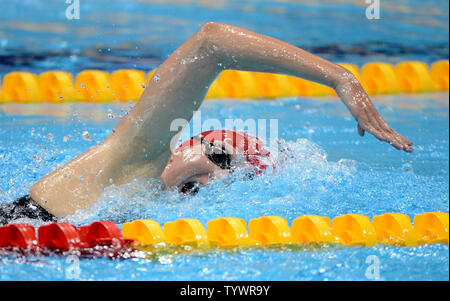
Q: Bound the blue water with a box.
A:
[0,0,449,281]
[0,94,448,281]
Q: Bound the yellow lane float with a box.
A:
[248,216,291,245]
[0,60,448,103]
[111,69,146,102]
[430,60,449,91]
[163,218,209,248]
[332,214,378,247]
[207,217,248,247]
[122,219,165,245]
[414,212,449,245]
[39,71,75,102]
[75,70,113,102]
[360,62,399,95]
[1,72,42,103]
[118,212,448,249]
[395,61,437,93]
[291,215,333,243]
[372,213,417,246]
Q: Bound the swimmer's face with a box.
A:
[161,140,238,194]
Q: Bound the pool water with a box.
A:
[0,0,449,281]
[0,0,448,74]
[0,94,448,281]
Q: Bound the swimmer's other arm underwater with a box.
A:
[1,22,413,224]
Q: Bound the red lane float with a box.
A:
[78,221,127,248]
[0,224,37,249]
[0,221,128,252]
[38,222,81,250]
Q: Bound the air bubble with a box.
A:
[82,131,90,141]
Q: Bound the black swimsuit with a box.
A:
[0,195,56,225]
[0,138,232,224]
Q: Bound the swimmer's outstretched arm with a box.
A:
[30,22,412,216]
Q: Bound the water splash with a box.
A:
[63,138,357,226]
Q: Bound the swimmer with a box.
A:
[0,22,413,225]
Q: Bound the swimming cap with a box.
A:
[176,130,273,173]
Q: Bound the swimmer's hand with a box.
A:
[335,75,413,152]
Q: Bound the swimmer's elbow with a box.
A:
[197,22,226,38]
[195,22,228,49]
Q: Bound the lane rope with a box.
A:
[0,212,448,256]
[0,60,448,103]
